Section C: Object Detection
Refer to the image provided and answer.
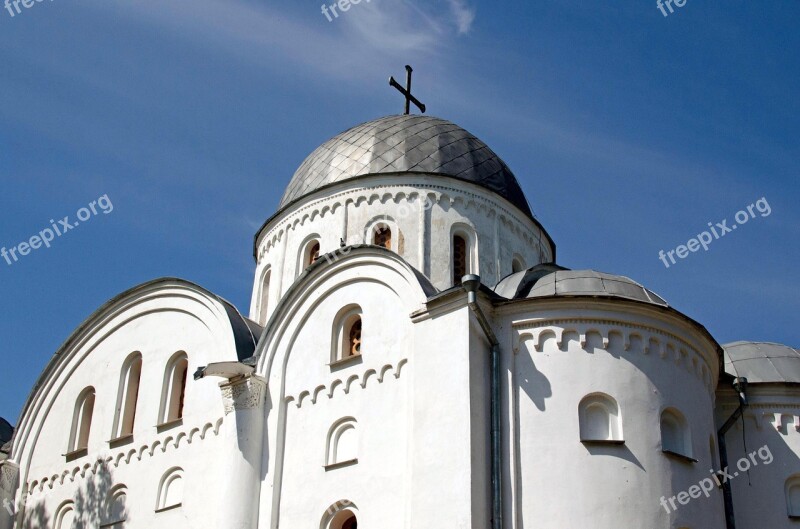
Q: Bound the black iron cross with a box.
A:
[389,65,426,115]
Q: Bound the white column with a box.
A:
[218,375,267,529]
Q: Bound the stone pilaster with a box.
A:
[217,375,267,529]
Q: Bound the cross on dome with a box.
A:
[389,65,426,115]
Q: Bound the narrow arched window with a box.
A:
[332,306,363,363]
[661,408,692,459]
[113,353,142,440]
[258,268,271,325]
[348,318,362,357]
[787,475,800,518]
[156,468,184,512]
[68,387,95,455]
[453,234,468,285]
[159,353,188,425]
[579,393,622,443]
[306,240,321,267]
[373,225,392,249]
[512,256,526,274]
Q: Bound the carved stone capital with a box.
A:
[0,461,19,494]
[220,376,266,415]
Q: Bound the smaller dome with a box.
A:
[723,341,800,384]
[494,264,668,307]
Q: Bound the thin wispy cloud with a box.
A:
[447,0,476,34]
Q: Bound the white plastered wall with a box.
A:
[498,299,724,529]
[9,281,246,529]
[250,174,554,326]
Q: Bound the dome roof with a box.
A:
[494,264,669,307]
[723,341,800,384]
[280,115,533,216]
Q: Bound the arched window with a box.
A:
[112,353,142,440]
[258,268,271,326]
[331,510,358,529]
[159,353,188,426]
[512,255,526,274]
[68,387,96,454]
[105,485,128,525]
[786,475,800,518]
[326,418,358,468]
[332,306,363,363]
[322,502,359,529]
[373,225,392,249]
[54,501,76,529]
[298,235,323,276]
[453,234,468,285]
[661,408,692,459]
[156,467,184,512]
[578,393,623,443]
[347,319,362,357]
[304,239,321,268]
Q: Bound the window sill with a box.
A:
[108,434,134,449]
[156,418,183,433]
[100,519,126,528]
[329,354,362,371]
[581,439,625,445]
[64,448,88,462]
[155,503,182,514]
[324,458,358,471]
[662,449,698,463]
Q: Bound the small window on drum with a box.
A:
[373,225,392,249]
[305,240,321,267]
[332,305,363,364]
[453,234,468,285]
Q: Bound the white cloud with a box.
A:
[447,0,476,34]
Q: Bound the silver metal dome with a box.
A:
[280,115,533,216]
[723,341,800,384]
[494,265,669,307]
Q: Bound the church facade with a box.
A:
[1,114,798,529]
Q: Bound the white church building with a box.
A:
[1,113,799,529]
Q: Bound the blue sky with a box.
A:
[1,0,797,423]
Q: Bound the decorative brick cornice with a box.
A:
[513,318,715,395]
[285,359,408,409]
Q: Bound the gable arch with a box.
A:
[256,246,435,377]
[11,279,258,492]
[254,247,434,527]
